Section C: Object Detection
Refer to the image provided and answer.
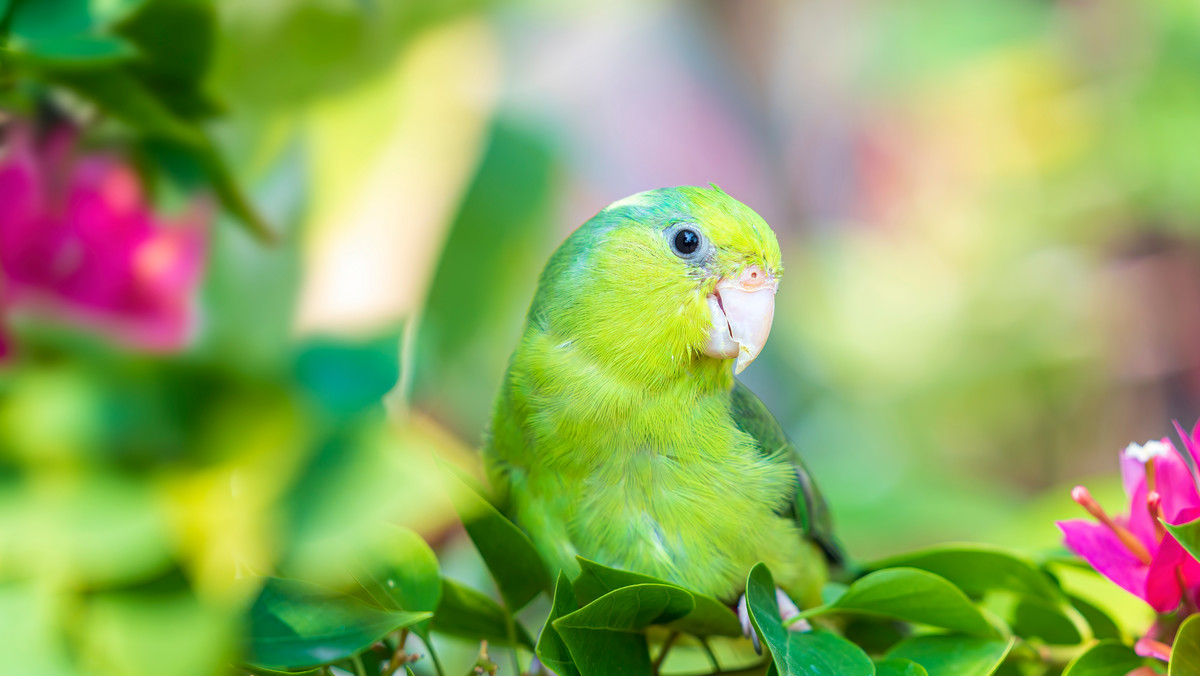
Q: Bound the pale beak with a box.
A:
[703,265,778,374]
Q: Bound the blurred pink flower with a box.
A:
[1058,421,1200,614]
[0,124,208,355]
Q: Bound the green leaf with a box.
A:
[870,544,1063,602]
[9,34,135,66]
[1166,517,1200,564]
[812,568,996,637]
[573,557,742,637]
[746,564,874,676]
[245,577,430,670]
[875,659,930,676]
[117,0,212,84]
[1067,595,1121,641]
[352,526,440,639]
[552,584,694,676]
[244,667,323,676]
[439,462,550,611]
[40,70,274,242]
[431,578,534,648]
[536,573,582,676]
[9,0,145,40]
[885,635,1015,676]
[294,328,402,417]
[1061,639,1146,676]
[982,592,1082,645]
[1171,614,1200,675]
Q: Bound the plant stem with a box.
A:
[698,637,722,673]
[352,654,368,676]
[651,631,680,676]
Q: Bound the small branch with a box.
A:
[699,637,722,673]
[651,631,680,676]
[352,655,368,676]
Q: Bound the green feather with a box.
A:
[484,186,833,606]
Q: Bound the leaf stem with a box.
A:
[698,637,722,673]
[651,631,680,676]
[352,654,368,676]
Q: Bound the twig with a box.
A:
[651,631,680,676]
[699,637,722,673]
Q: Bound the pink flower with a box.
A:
[0,124,208,354]
[1057,421,1200,614]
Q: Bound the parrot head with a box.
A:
[531,186,783,383]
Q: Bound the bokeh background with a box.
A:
[5,0,1200,673]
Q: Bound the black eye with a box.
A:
[673,228,701,256]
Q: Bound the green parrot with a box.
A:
[483,186,841,639]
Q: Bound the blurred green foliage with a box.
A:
[4,0,1200,674]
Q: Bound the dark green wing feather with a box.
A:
[730,381,845,566]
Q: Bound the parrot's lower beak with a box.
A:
[703,265,777,374]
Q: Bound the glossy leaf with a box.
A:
[352,526,440,639]
[573,557,742,637]
[552,584,694,676]
[440,461,550,611]
[536,574,582,676]
[876,659,930,676]
[870,544,1063,601]
[746,564,874,676]
[814,568,996,637]
[1061,639,1145,676]
[431,578,534,648]
[245,577,430,670]
[886,635,1015,676]
[1171,614,1200,675]
[1165,517,1200,565]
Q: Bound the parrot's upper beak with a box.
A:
[703,265,778,374]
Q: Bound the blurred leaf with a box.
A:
[83,591,233,676]
[885,635,1014,676]
[115,0,214,94]
[440,461,550,611]
[870,544,1063,602]
[875,659,929,676]
[1171,615,1200,675]
[843,617,907,655]
[1061,640,1145,676]
[552,584,694,676]
[9,0,145,40]
[536,573,581,676]
[0,582,76,676]
[211,0,486,109]
[414,121,557,435]
[573,557,742,637]
[9,34,135,67]
[293,328,401,418]
[983,593,1081,645]
[746,563,874,676]
[246,577,430,670]
[353,525,440,639]
[42,68,273,241]
[810,568,997,637]
[244,668,322,676]
[431,577,534,648]
[1067,594,1120,641]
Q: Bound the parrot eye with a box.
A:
[668,226,707,260]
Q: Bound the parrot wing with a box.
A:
[730,380,846,567]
